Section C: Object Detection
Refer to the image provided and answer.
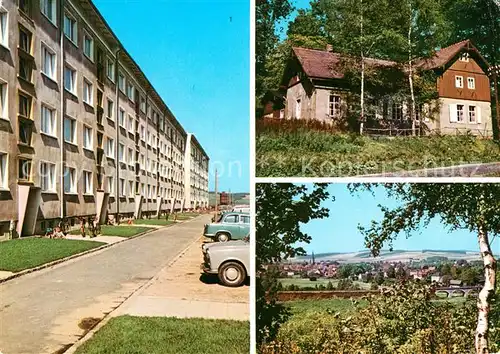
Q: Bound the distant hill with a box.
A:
[294,249,496,264]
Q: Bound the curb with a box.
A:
[0,215,204,285]
[63,235,203,354]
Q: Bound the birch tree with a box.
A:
[352,183,499,353]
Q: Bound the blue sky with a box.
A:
[93,0,250,193]
[298,184,499,254]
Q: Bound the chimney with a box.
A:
[326,44,333,52]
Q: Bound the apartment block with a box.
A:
[0,0,209,237]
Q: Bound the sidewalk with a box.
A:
[114,237,249,321]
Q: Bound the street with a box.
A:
[0,215,212,354]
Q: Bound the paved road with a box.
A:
[361,162,500,177]
[114,236,249,321]
[0,215,211,354]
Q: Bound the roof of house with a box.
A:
[291,40,491,81]
[291,47,397,80]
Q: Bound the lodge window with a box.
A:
[457,104,464,122]
[455,76,463,88]
[329,94,341,118]
[467,77,475,89]
[468,106,476,123]
[18,158,32,181]
[392,103,403,120]
[459,53,469,62]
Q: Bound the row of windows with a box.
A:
[0,152,187,198]
[455,76,475,90]
[0,3,187,149]
[451,104,482,124]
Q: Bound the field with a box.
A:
[285,298,369,317]
[278,278,372,290]
[256,130,500,177]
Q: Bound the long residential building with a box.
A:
[0,0,209,237]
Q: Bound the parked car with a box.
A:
[232,205,250,213]
[203,212,250,242]
[201,237,249,287]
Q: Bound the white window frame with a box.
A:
[459,53,469,62]
[107,98,114,120]
[40,161,56,192]
[118,72,125,92]
[64,64,77,95]
[106,136,115,158]
[468,105,476,123]
[41,104,56,137]
[40,0,57,24]
[128,147,134,166]
[83,30,94,61]
[83,170,93,195]
[83,124,93,151]
[119,178,125,197]
[457,104,465,122]
[0,152,8,190]
[63,116,77,144]
[128,115,134,133]
[107,176,114,196]
[128,180,134,197]
[467,77,475,90]
[83,78,93,105]
[455,75,463,88]
[41,42,56,81]
[63,12,77,45]
[0,8,8,49]
[106,58,115,82]
[119,107,125,127]
[118,143,125,163]
[63,166,76,194]
[329,94,341,118]
[0,79,8,120]
[127,83,135,101]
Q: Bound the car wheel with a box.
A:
[217,233,230,242]
[218,261,246,287]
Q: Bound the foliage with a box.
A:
[256,183,331,345]
[257,130,500,177]
[260,282,493,354]
[75,316,249,354]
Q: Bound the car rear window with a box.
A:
[241,216,250,224]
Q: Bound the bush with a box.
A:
[260,282,498,354]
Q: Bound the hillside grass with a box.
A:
[256,131,500,177]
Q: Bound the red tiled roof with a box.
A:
[292,47,398,80]
[414,39,471,70]
[292,40,489,80]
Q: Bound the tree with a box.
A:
[352,183,499,353]
[256,183,331,345]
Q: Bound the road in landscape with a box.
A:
[0,215,211,354]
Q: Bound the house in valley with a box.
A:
[274,40,493,137]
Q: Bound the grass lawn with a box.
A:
[133,219,176,226]
[257,132,500,176]
[75,316,249,354]
[279,278,372,290]
[69,225,152,237]
[176,212,200,220]
[285,298,368,317]
[0,238,105,272]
